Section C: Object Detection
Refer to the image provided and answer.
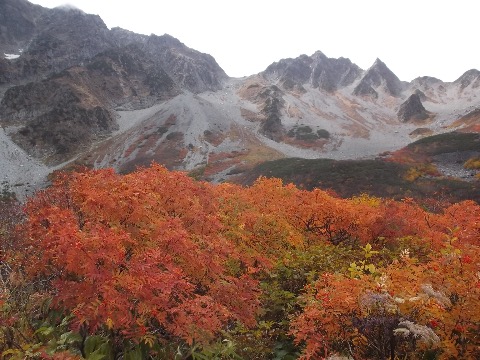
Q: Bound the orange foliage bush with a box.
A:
[464,156,480,170]
[22,165,260,344]
[3,164,478,358]
[291,249,480,359]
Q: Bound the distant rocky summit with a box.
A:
[454,69,480,90]
[263,51,362,92]
[143,34,228,93]
[353,58,404,98]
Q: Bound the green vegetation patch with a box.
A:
[407,132,480,155]
[287,126,330,142]
[239,157,480,203]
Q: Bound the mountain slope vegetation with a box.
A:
[1,165,479,359]
[0,2,479,358]
[236,132,480,203]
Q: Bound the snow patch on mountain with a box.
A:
[4,53,20,60]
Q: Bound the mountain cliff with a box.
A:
[353,58,404,98]
[0,0,46,55]
[0,0,479,198]
[263,51,362,92]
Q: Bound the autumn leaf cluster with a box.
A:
[0,164,479,359]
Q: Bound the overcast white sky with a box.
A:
[29,0,478,82]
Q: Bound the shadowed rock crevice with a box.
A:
[258,86,285,141]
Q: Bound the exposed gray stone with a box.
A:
[263,51,362,92]
[397,93,429,122]
[353,58,404,97]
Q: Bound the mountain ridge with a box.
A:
[0,0,479,198]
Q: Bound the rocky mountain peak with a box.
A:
[411,76,443,87]
[110,27,148,47]
[454,69,480,90]
[372,57,384,67]
[311,50,328,61]
[1,0,228,91]
[397,93,429,122]
[51,4,85,13]
[19,5,113,77]
[408,77,444,101]
[353,58,403,98]
[263,55,312,89]
[142,34,228,93]
[0,0,47,54]
[147,34,185,50]
[36,5,107,33]
[263,52,362,92]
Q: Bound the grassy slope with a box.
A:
[406,132,480,155]
[236,132,480,203]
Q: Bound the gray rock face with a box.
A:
[0,78,117,163]
[397,93,429,122]
[0,2,228,165]
[142,34,228,93]
[1,5,114,84]
[0,0,46,54]
[264,54,312,87]
[258,85,285,141]
[414,88,427,101]
[310,52,362,91]
[454,69,480,90]
[84,44,180,107]
[411,76,443,87]
[110,27,148,47]
[1,4,227,94]
[433,150,480,180]
[353,79,379,98]
[0,43,182,164]
[353,58,403,97]
[24,7,113,74]
[0,57,12,85]
[263,51,362,92]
